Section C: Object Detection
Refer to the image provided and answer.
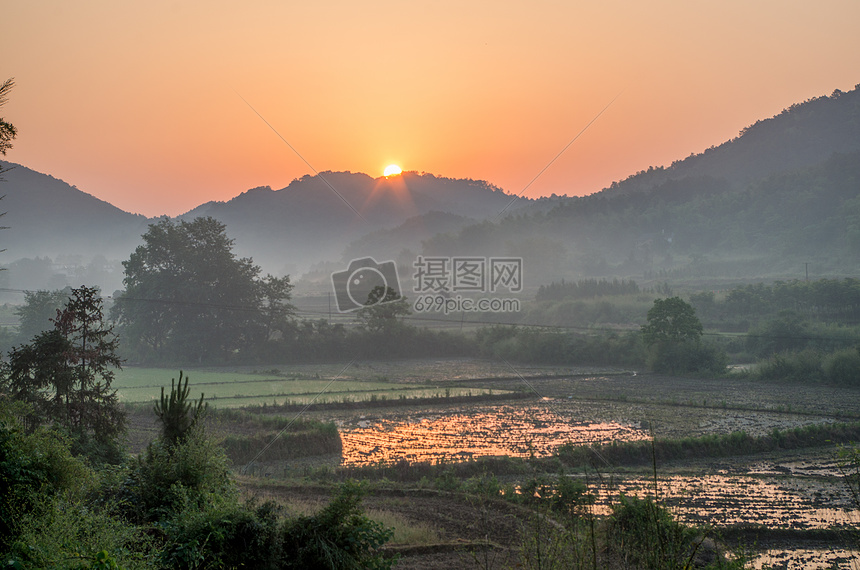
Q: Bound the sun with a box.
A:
[383,164,402,177]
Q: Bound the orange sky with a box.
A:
[2,1,859,217]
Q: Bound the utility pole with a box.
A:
[805,262,809,282]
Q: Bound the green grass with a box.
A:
[114,367,504,407]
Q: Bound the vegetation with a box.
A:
[111,217,295,363]
[536,278,640,302]
[153,370,206,446]
[2,286,125,463]
[557,422,860,468]
[0,377,397,570]
[0,78,16,157]
[13,289,70,344]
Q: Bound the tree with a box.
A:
[153,370,206,446]
[112,217,295,362]
[640,297,723,375]
[0,78,16,257]
[641,297,703,347]
[3,286,125,462]
[356,285,412,334]
[0,78,16,157]
[14,288,71,344]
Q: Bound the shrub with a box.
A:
[0,415,91,550]
[603,495,729,570]
[280,481,396,570]
[823,347,860,386]
[120,426,235,523]
[160,500,282,570]
[5,497,154,570]
[646,340,728,376]
[752,349,824,383]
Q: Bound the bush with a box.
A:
[603,495,733,569]
[753,349,825,383]
[5,497,154,570]
[0,414,91,550]
[160,500,282,570]
[119,426,235,523]
[646,340,728,376]
[823,347,860,386]
[280,481,396,570]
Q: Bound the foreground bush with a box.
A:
[159,500,282,570]
[119,427,236,523]
[2,379,398,570]
[0,403,91,552]
[281,481,396,570]
[603,495,736,569]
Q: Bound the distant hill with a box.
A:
[426,84,860,285]
[180,171,523,274]
[4,83,859,293]
[0,163,525,290]
[595,84,860,196]
[0,161,148,262]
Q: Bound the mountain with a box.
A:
[425,84,860,285]
[0,163,525,291]
[594,85,860,197]
[0,161,149,262]
[4,82,859,293]
[179,171,523,274]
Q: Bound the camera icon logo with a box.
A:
[331,257,403,312]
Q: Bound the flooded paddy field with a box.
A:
[333,398,847,466]
[137,360,860,568]
[338,404,649,466]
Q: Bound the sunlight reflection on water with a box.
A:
[338,405,649,466]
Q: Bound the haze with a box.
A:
[3,1,860,217]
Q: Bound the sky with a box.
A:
[2,1,860,218]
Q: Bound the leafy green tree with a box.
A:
[3,286,125,462]
[112,217,295,362]
[640,297,724,375]
[641,297,703,346]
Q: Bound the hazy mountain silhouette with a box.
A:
[593,84,860,197]
[4,82,859,292]
[0,161,149,262]
[428,84,860,285]
[179,171,521,273]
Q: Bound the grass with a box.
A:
[557,421,860,467]
[365,509,441,545]
[114,367,505,408]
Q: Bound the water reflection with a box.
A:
[339,405,649,466]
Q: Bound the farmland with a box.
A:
[118,358,860,568]
[114,365,512,408]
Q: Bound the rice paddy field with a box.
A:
[120,358,860,568]
[114,365,510,408]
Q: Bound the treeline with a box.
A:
[691,278,860,325]
[475,325,645,367]
[536,278,640,302]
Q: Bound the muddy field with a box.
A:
[126,359,860,568]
